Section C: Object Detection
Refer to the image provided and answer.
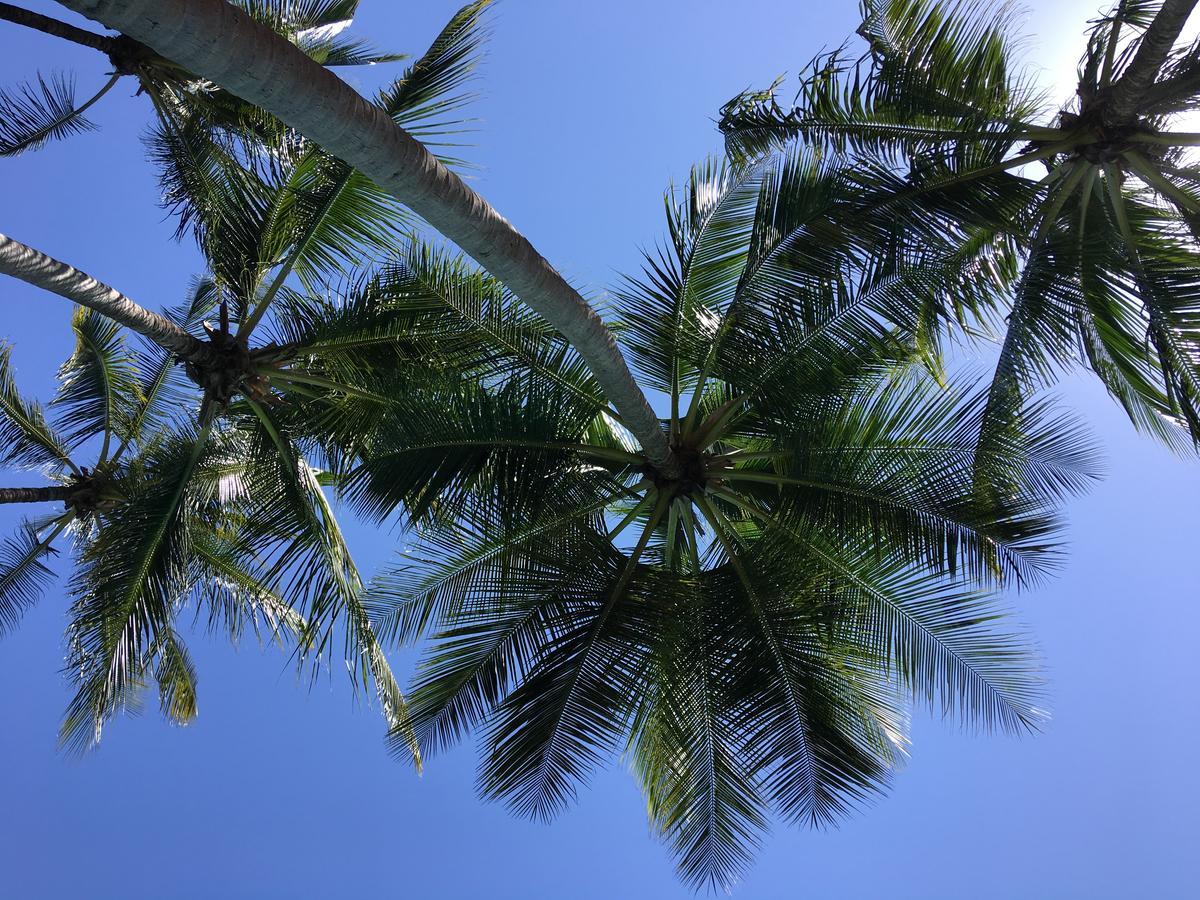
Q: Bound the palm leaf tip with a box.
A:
[0,343,74,472]
[154,629,200,724]
[0,523,62,637]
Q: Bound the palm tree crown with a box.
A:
[352,154,1100,891]
[0,296,312,748]
[0,0,491,755]
[720,0,1200,457]
[0,1,1118,890]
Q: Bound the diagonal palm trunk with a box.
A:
[0,233,208,361]
[54,0,678,475]
[0,485,72,503]
[1107,0,1199,123]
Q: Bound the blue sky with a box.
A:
[1,1,1198,897]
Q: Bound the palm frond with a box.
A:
[476,499,669,822]
[0,343,75,473]
[123,278,220,444]
[746,374,1099,587]
[629,594,768,892]
[342,371,622,527]
[189,523,309,646]
[0,519,65,637]
[719,0,1045,161]
[365,489,622,649]
[60,425,213,753]
[151,627,200,725]
[237,400,417,759]
[0,73,102,157]
[52,307,144,456]
[382,0,491,149]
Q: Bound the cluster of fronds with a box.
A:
[10,0,1200,893]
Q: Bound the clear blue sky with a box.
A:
[1,2,1198,897]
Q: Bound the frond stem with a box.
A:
[1122,149,1200,214]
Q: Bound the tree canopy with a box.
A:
[2,0,1196,892]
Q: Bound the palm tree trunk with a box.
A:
[54,0,678,475]
[0,233,209,362]
[1107,0,1199,123]
[0,485,71,504]
[0,2,113,52]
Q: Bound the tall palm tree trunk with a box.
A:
[0,486,72,504]
[0,233,207,361]
[1107,0,1199,123]
[54,0,678,475]
[0,2,113,52]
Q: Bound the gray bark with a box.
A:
[54,0,677,474]
[1107,0,1199,123]
[0,233,207,361]
[0,485,72,504]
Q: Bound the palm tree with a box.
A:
[0,295,308,747]
[349,155,1100,890]
[14,2,1097,886]
[718,0,1200,460]
[0,3,492,751]
[0,0,401,156]
[54,0,678,474]
[0,0,487,357]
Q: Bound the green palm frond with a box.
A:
[250,0,493,312]
[52,307,144,457]
[629,594,769,892]
[60,425,213,753]
[720,0,1047,161]
[469,494,670,821]
[392,522,609,760]
[0,73,104,157]
[151,627,200,725]
[838,544,1047,731]
[141,1,407,150]
[717,0,1200,454]
[0,343,75,473]
[243,150,410,308]
[365,487,620,650]
[123,278,221,443]
[265,243,606,457]
[382,0,491,149]
[744,521,1047,732]
[342,374,626,526]
[748,375,1099,587]
[0,519,66,637]
[621,147,1025,425]
[189,523,309,646]
[235,0,361,30]
[237,399,417,760]
[855,0,1043,123]
[1104,171,1200,436]
[619,156,766,394]
[153,2,492,341]
[148,116,281,313]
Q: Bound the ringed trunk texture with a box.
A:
[0,233,207,361]
[54,0,677,474]
[0,2,113,52]
[0,485,72,504]
[1107,0,1199,123]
